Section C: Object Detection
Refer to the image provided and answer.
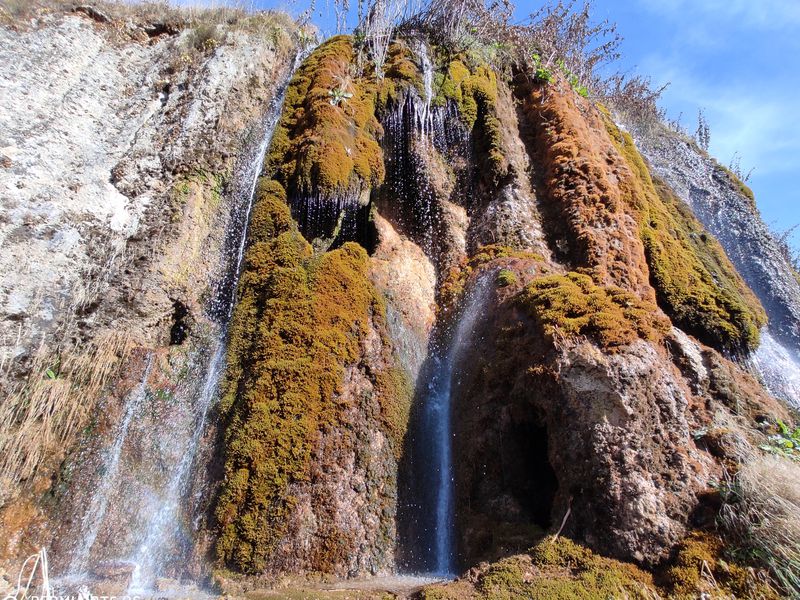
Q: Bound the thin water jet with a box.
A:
[402,276,491,577]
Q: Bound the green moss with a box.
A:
[468,537,656,600]
[496,269,517,287]
[377,41,423,107]
[717,164,756,206]
[216,180,385,573]
[439,244,545,312]
[431,58,504,180]
[478,557,528,599]
[663,532,780,600]
[603,114,766,354]
[374,365,413,457]
[170,170,224,222]
[266,35,384,196]
[517,272,670,349]
[422,533,781,599]
[522,537,655,600]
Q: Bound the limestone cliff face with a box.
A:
[634,122,800,350]
[1,10,799,599]
[0,4,300,572]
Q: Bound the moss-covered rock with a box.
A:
[267,35,384,197]
[422,536,657,599]
[215,180,403,574]
[421,534,779,599]
[433,58,504,179]
[663,532,780,600]
[438,244,545,312]
[517,271,670,350]
[377,40,424,107]
[495,269,517,287]
[603,115,766,355]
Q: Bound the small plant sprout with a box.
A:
[759,419,800,462]
[328,87,354,106]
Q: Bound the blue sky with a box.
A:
[587,0,800,249]
[179,0,800,248]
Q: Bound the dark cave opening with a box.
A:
[288,193,378,255]
[501,418,559,530]
[169,299,190,345]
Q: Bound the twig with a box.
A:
[553,496,573,541]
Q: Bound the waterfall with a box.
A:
[410,38,435,134]
[750,329,800,409]
[414,277,490,576]
[68,356,154,577]
[631,129,800,410]
[58,48,307,593]
[126,343,224,592]
[123,49,307,591]
[380,39,470,257]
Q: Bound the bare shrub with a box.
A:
[525,0,620,88]
[403,0,513,51]
[770,223,800,272]
[604,72,667,126]
[728,151,754,183]
[356,0,409,78]
[187,21,221,52]
[719,454,800,597]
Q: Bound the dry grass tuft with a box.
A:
[719,454,800,597]
[0,330,133,501]
[1,0,297,42]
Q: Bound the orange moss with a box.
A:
[520,78,654,299]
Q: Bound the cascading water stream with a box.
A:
[750,329,800,408]
[418,277,490,576]
[58,47,308,594]
[410,38,435,134]
[126,343,224,592]
[384,39,480,576]
[68,356,154,577]
[124,48,308,592]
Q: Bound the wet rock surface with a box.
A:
[634,123,800,349]
[0,4,298,579]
